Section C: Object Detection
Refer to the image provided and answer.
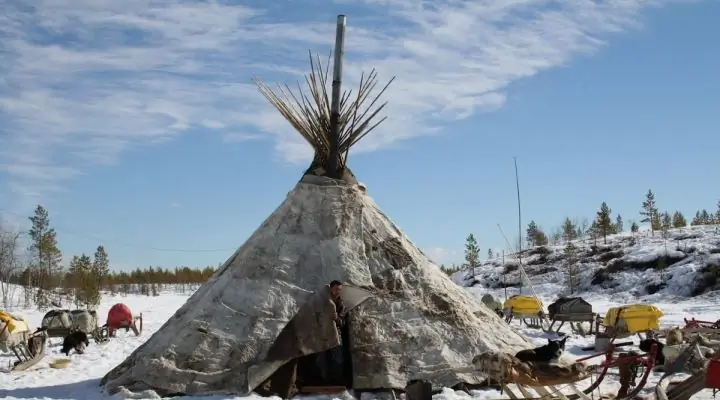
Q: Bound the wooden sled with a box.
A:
[505,311,548,330]
[678,318,720,337]
[654,338,719,400]
[545,298,599,336]
[544,313,599,336]
[93,313,143,343]
[474,344,658,399]
[10,332,47,372]
[473,351,606,400]
[1,312,48,372]
[504,296,547,330]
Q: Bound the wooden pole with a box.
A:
[328,15,346,178]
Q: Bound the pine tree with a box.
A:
[630,221,639,233]
[27,205,63,310]
[596,202,613,244]
[661,212,672,239]
[691,211,702,226]
[615,215,624,233]
[700,209,711,225]
[564,242,580,294]
[533,229,549,246]
[68,254,96,308]
[92,245,110,292]
[672,211,687,228]
[464,234,481,276]
[589,221,599,246]
[487,248,493,259]
[640,189,659,236]
[562,218,577,242]
[715,200,720,225]
[526,221,539,247]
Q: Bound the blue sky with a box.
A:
[1,0,718,271]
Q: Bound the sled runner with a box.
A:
[544,297,599,336]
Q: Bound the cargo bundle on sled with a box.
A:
[0,310,47,372]
[503,295,546,329]
[40,309,100,338]
[544,297,598,335]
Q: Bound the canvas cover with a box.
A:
[0,311,30,351]
[548,297,592,316]
[101,176,532,398]
[41,309,98,333]
[71,310,99,333]
[503,295,544,316]
[41,310,72,330]
[603,304,663,334]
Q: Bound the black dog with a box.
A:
[61,331,90,356]
[639,338,665,365]
[515,336,568,363]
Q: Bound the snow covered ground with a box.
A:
[3,245,720,400]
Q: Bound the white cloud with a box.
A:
[169,202,181,208]
[424,246,458,264]
[0,0,694,203]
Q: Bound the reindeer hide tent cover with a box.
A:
[101,33,532,397]
[101,177,531,397]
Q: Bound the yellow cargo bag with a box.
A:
[603,304,663,334]
[503,295,544,316]
[0,311,17,333]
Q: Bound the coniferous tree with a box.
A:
[700,209,711,225]
[92,245,110,291]
[596,202,613,244]
[691,211,702,226]
[533,229,549,246]
[715,200,720,225]
[487,248,494,260]
[640,189,659,236]
[564,242,580,294]
[672,211,687,228]
[630,221,639,233]
[562,218,577,242]
[27,205,63,310]
[589,221,599,246]
[464,234,481,276]
[615,214,624,234]
[526,221,539,247]
[661,212,672,239]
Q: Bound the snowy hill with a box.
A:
[452,225,720,302]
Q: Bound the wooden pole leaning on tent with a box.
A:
[327,15,346,179]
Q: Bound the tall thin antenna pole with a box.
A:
[328,15,347,179]
[502,250,507,301]
[514,157,523,294]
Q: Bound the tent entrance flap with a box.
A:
[264,285,372,362]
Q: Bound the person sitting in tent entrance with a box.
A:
[316,280,347,385]
[329,280,345,325]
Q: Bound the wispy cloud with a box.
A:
[424,246,459,265]
[0,0,690,203]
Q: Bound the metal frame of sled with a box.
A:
[93,313,143,343]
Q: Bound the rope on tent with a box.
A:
[496,224,541,302]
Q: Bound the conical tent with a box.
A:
[101,19,532,399]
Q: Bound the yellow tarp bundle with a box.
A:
[0,310,18,333]
[603,304,664,334]
[503,295,544,316]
